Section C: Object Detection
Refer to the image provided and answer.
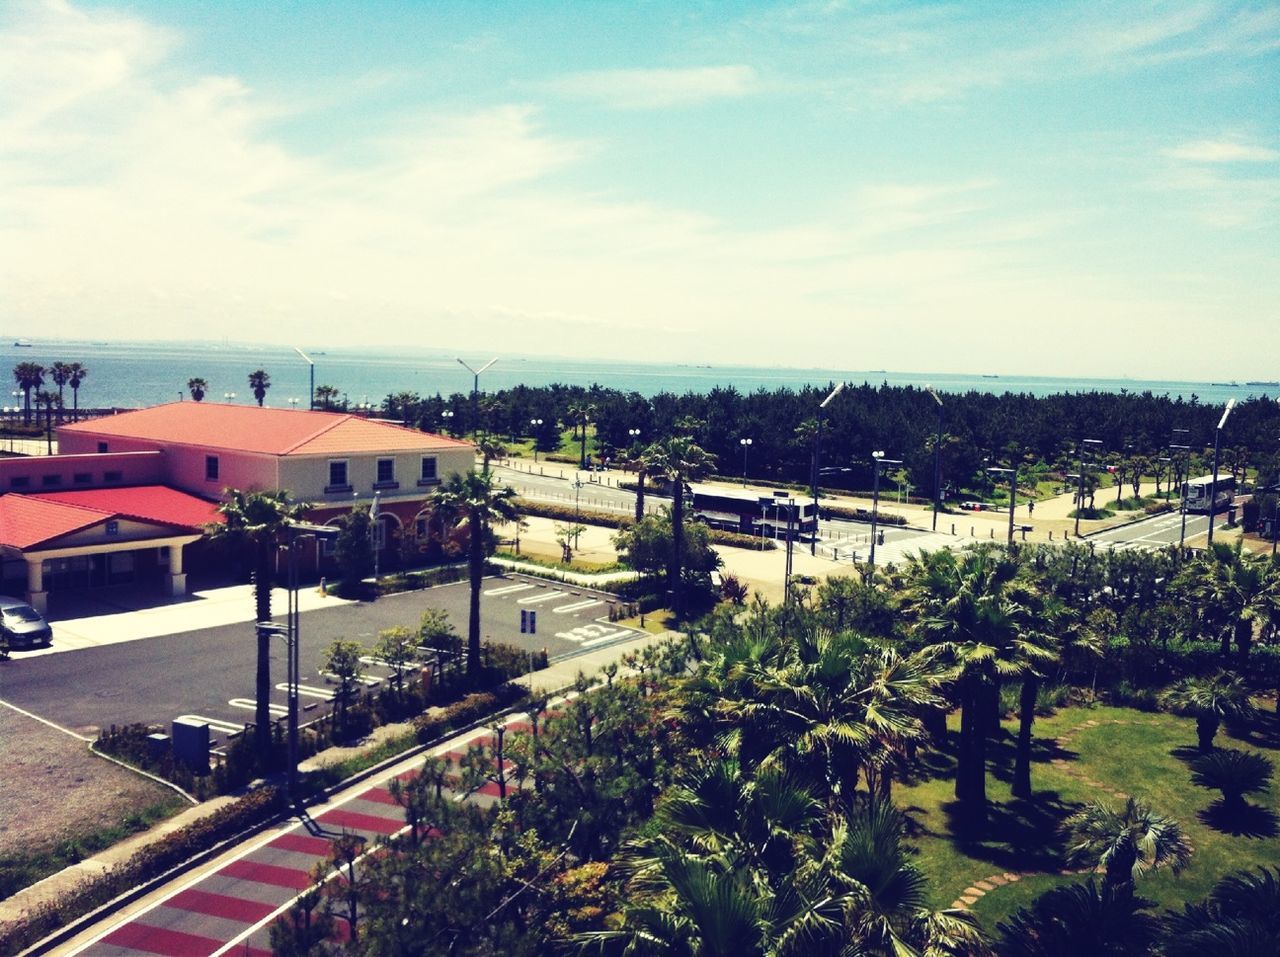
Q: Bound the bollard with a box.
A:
[971,526,975,536]
[318,576,327,596]
[1049,530,1053,540]
[989,528,994,538]
[951,523,955,535]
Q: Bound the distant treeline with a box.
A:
[367,382,1280,496]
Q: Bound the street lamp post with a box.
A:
[572,477,584,549]
[988,466,1017,545]
[739,438,752,486]
[926,386,944,531]
[260,521,338,803]
[1169,434,1192,550]
[810,381,845,556]
[1206,399,1235,550]
[868,451,902,573]
[440,409,454,437]
[530,418,544,462]
[1074,438,1103,537]
[293,347,315,410]
[457,357,498,438]
[223,392,236,403]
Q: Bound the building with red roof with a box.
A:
[0,403,474,612]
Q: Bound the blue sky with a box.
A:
[1,0,1276,378]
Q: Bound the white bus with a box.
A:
[1182,473,1236,514]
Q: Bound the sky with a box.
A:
[1,0,1277,380]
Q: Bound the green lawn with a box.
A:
[897,703,1280,935]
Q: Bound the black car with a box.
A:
[0,597,53,649]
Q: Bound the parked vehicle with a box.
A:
[1182,474,1237,514]
[0,597,52,649]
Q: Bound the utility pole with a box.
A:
[1206,399,1235,550]
[810,382,845,555]
[927,386,944,532]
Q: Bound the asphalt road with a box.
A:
[0,575,638,743]
[1088,509,1211,548]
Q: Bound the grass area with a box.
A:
[897,704,1280,936]
[617,611,675,633]
[0,798,185,900]
[492,549,628,574]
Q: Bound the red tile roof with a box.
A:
[0,486,221,550]
[58,403,473,457]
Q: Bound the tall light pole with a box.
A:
[440,409,454,436]
[739,437,752,486]
[572,477,584,548]
[530,418,544,462]
[1206,398,1235,549]
[1074,438,1103,537]
[457,357,497,438]
[867,451,902,573]
[810,381,845,555]
[926,386,944,531]
[1170,431,1191,551]
[988,466,1017,545]
[293,347,315,410]
[223,391,237,403]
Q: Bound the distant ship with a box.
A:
[13,339,32,347]
[1246,380,1279,386]
[1211,380,1241,387]
[982,374,1000,379]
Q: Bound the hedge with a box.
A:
[413,684,529,745]
[515,498,774,549]
[821,504,908,526]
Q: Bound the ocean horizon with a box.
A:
[3,338,1275,413]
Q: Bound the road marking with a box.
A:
[228,698,288,717]
[553,599,603,614]
[517,592,562,604]
[0,696,95,742]
[484,583,537,596]
[175,714,244,735]
[320,671,381,686]
[274,683,334,701]
[581,630,633,648]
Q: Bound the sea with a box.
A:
[3,338,1276,411]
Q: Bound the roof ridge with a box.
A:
[281,413,354,454]
[23,494,115,518]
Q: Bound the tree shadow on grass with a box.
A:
[1225,711,1280,751]
[936,790,1075,873]
[1197,799,1279,838]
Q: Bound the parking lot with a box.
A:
[0,575,642,747]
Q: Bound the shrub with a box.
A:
[821,504,908,526]
[413,685,528,745]
[1144,500,1174,515]
[1190,749,1274,809]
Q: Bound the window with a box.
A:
[419,456,438,485]
[376,458,395,484]
[106,520,119,536]
[10,476,30,489]
[97,442,109,453]
[205,455,219,481]
[327,460,349,491]
[103,470,123,483]
[41,474,62,487]
[73,472,92,485]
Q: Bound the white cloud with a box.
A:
[544,65,759,109]
[1166,138,1279,163]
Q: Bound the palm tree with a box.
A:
[641,436,715,618]
[431,470,519,679]
[248,369,271,406]
[1063,797,1192,893]
[996,880,1160,956]
[1190,748,1274,813]
[1012,586,1061,799]
[209,489,309,765]
[476,436,507,475]
[187,377,208,402]
[902,545,1032,822]
[35,390,60,453]
[569,402,595,468]
[49,361,71,423]
[1159,672,1257,752]
[67,362,87,419]
[1178,544,1278,663]
[1161,866,1280,956]
[314,384,340,410]
[12,362,44,426]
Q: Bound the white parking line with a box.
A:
[228,698,288,717]
[320,671,381,686]
[517,592,563,604]
[484,583,537,596]
[553,599,604,614]
[175,714,244,735]
[581,630,633,648]
[274,682,335,701]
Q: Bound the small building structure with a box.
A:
[0,402,474,611]
[688,484,818,540]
